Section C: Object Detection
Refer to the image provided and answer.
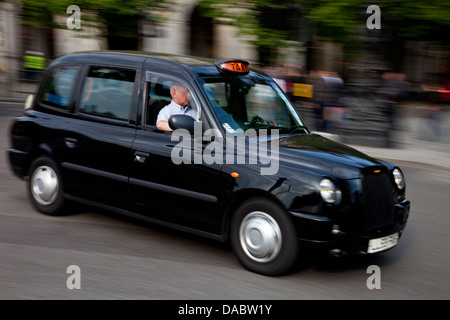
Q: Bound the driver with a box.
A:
[156,82,198,131]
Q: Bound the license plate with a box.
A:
[367,233,399,253]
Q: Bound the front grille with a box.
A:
[362,169,395,230]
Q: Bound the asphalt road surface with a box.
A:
[1,101,449,300]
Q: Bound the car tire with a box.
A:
[230,197,299,276]
[27,156,65,216]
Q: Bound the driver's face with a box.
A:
[172,86,191,107]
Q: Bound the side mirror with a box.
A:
[168,114,196,135]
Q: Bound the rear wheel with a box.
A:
[230,197,298,276]
[27,156,65,216]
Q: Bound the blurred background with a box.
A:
[0,0,449,147]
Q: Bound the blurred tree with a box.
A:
[18,0,171,51]
[307,1,450,53]
[199,0,305,65]
[382,0,450,42]
[199,0,450,66]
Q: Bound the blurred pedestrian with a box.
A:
[307,71,345,132]
[306,70,326,131]
[377,72,409,130]
[416,87,443,141]
[23,51,46,81]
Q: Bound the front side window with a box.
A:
[41,65,80,109]
[79,67,136,121]
[144,71,200,127]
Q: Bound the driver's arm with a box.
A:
[156,105,174,131]
[157,120,173,131]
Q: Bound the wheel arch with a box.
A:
[220,188,292,243]
[24,143,57,179]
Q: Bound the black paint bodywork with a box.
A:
[7,52,410,257]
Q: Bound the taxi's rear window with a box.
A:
[78,67,136,121]
[41,65,80,110]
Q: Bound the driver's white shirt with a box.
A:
[156,100,198,125]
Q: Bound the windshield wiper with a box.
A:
[255,124,281,130]
[252,124,307,136]
[252,124,285,136]
[288,125,307,136]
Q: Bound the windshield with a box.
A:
[200,73,306,134]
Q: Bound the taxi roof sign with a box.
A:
[215,60,249,75]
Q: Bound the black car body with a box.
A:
[7,51,410,276]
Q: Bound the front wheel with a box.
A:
[27,156,65,216]
[230,197,299,276]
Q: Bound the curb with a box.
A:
[347,143,450,171]
[314,131,450,171]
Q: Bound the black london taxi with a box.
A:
[7,51,410,276]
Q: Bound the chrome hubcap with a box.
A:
[239,211,282,263]
[31,166,59,205]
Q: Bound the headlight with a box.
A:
[393,168,405,190]
[319,179,341,204]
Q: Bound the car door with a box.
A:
[128,67,224,234]
[60,64,140,210]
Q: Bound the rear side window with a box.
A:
[79,67,136,121]
[41,65,80,109]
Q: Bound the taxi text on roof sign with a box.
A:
[215,60,249,74]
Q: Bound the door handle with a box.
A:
[64,137,78,148]
[134,151,150,163]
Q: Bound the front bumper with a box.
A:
[290,198,410,257]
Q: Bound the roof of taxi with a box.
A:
[52,51,265,77]
[56,50,212,64]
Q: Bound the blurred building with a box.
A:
[1,0,449,101]
[0,0,262,98]
[0,2,20,91]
